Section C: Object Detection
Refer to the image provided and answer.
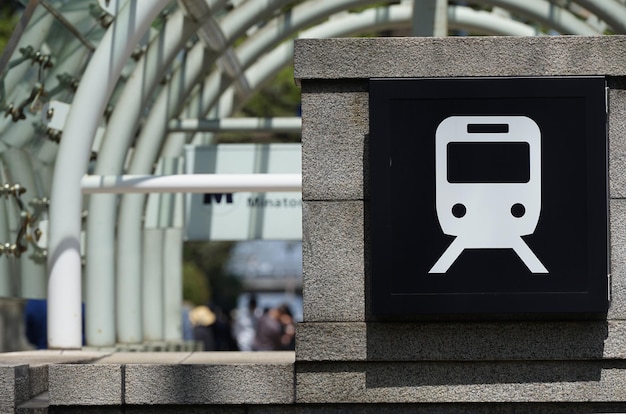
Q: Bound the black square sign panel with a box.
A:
[369,77,608,317]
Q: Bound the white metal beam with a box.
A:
[82,173,302,193]
[169,117,302,132]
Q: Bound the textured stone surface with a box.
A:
[124,363,294,405]
[296,361,626,403]
[0,365,29,410]
[301,81,369,201]
[250,403,626,413]
[294,37,626,80]
[94,352,190,364]
[48,364,122,406]
[296,321,626,361]
[0,351,110,411]
[609,85,626,199]
[43,402,626,413]
[0,350,108,366]
[182,351,294,364]
[296,323,367,361]
[302,201,365,322]
[609,199,626,319]
[28,365,47,399]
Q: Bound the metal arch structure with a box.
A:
[110,0,570,347]
[0,1,623,349]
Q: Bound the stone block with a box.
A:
[253,403,626,413]
[296,321,626,361]
[296,323,367,361]
[124,364,294,405]
[48,364,122,406]
[295,360,626,403]
[294,37,626,80]
[0,365,29,410]
[609,86,626,199]
[28,365,47,399]
[301,80,368,201]
[302,201,365,322]
[609,199,626,319]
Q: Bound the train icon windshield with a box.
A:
[429,116,548,274]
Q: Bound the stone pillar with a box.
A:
[295,36,626,411]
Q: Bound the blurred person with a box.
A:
[233,295,259,351]
[210,304,237,350]
[277,304,295,350]
[189,305,216,351]
[181,301,194,341]
[252,304,295,351]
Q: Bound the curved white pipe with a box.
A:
[482,0,600,35]
[84,7,209,347]
[113,0,299,344]
[47,0,171,349]
[574,0,626,34]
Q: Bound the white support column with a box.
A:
[114,44,210,344]
[47,0,171,349]
[85,7,202,348]
[84,0,230,344]
[142,227,164,342]
[163,227,183,342]
[412,0,448,36]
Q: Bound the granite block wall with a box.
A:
[295,36,626,409]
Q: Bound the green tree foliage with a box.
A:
[182,262,210,306]
[183,241,241,313]
[217,65,301,143]
[240,65,300,118]
[0,3,19,53]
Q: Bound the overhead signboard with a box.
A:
[369,77,608,317]
[184,144,301,241]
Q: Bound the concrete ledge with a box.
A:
[125,364,293,405]
[0,350,108,412]
[294,37,626,80]
[40,402,626,414]
[296,321,626,361]
[47,352,295,407]
[49,364,123,406]
[296,361,626,403]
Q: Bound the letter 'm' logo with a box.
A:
[203,193,234,205]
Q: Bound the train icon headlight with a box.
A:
[429,115,548,274]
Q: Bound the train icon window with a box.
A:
[429,116,548,274]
